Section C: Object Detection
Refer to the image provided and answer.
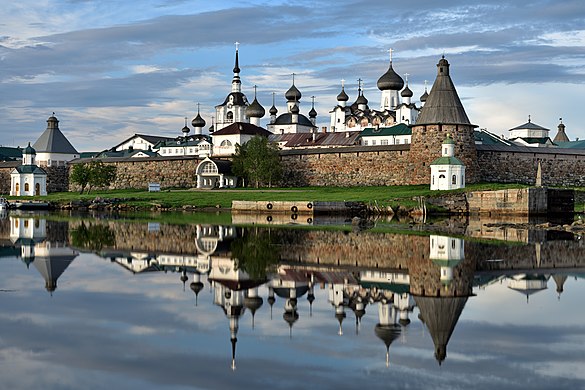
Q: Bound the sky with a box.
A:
[1,0,585,152]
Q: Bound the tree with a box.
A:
[232,136,282,188]
[70,161,117,194]
[70,163,91,194]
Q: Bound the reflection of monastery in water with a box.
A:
[1,217,583,368]
[7,216,78,294]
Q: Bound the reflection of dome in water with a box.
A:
[375,323,401,366]
[244,296,264,313]
[273,285,309,299]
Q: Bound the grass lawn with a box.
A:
[7,182,531,209]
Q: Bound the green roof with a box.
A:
[359,123,411,137]
[442,136,455,144]
[510,137,554,145]
[13,165,46,174]
[554,140,585,149]
[430,156,464,166]
[359,281,410,294]
[431,258,463,267]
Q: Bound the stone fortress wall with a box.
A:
[57,144,585,192]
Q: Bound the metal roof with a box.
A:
[212,122,272,137]
[359,123,411,137]
[33,124,78,154]
[270,131,360,148]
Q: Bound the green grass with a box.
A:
[6,182,531,210]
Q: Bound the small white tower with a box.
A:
[430,135,466,191]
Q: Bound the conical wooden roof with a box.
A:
[415,57,472,126]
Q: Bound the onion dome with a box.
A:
[355,93,368,106]
[190,281,204,295]
[191,113,205,128]
[377,61,404,91]
[337,87,349,102]
[401,84,413,98]
[290,103,300,114]
[285,74,302,102]
[23,142,36,155]
[246,98,265,118]
[420,89,429,103]
[309,106,317,118]
[269,104,278,115]
[182,124,190,135]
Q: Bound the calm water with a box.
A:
[0,213,584,390]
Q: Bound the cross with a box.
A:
[184,117,188,126]
[311,96,316,107]
[341,78,345,88]
[235,42,240,51]
[424,80,428,89]
[404,73,410,82]
[196,102,200,113]
[253,85,257,97]
[292,72,296,84]
[357,78,362,90]
[272,91,276,105]
[528,114,531,123]
[387,48,394,62]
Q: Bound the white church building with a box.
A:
[10,143,47,196]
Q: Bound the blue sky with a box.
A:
[1,0,585,151]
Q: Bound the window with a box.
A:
[220,140,232,147]
[439,174,445,179]
[226,112,234,123]
[432,176,435,185]
[372,140,376,146]
[24,183,29,192]
[363,140,368,146]
[201,162,218,174]
[381,139,388,145]
[452,175,457,185]
[444,148,448,154]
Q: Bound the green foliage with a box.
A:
[70,161,117,194]
[70,222,116,251]
[230,228,279,279]
[70,164,91,194]
[232,136,282,188]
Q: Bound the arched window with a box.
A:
[201,162,218,174]
[452,175,457,185]
[220,140,232,147]
[15,183,19,193]
[35,183,41,196]
[439,174,445,179]
[226,111,234,123]
[24,183,29,192]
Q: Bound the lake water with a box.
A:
[0,212,584,390]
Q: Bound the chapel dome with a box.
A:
[401,85,413,98]
[377,62,404,91]
[191,113,206,128]
[246,98,265,118]
[285,83,302,102]
[337,87,349,102]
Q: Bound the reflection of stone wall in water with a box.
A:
[275,230,427,269]
[408,255,475,298]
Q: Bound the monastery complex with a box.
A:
[1,47,585,193]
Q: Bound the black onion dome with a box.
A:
[309,106,317,118]
[401,85,413,98]
[191,113,206,128]
[337,87,349,102]
[245,98,265,118]
[377,62,404,91]
[290,104,300,114]
[285,84,302,102]
[190,281,204,295]
[269,105,278,115]
[420,90,429,102]
[182,125,190,134]
[355,93,368,106]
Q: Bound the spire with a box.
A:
[231,42,241,92]
[553,117,570,142]
[231,337,237,370]
[416,56,472,126]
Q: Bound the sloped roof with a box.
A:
[431,156,464,166]
[555,140,585,149]
[212,122,271,137]
[509,121,549,132]
[359,123,411,137]
[33,125,78,154]
[415,57,473,126]
[473,129,513,146]
[113,134,174,150]
[0,146,22,159]
[510,137,555,145]
[13,165,46,174]
[269,131,360,148]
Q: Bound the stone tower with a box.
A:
[409,57,479,184]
